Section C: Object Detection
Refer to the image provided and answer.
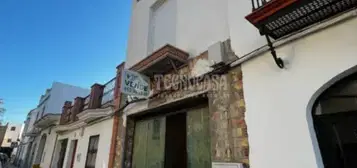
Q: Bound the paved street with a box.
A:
[4,164,17,168]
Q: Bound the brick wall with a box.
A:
[209,66,249,165]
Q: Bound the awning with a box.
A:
[130,44,189,77]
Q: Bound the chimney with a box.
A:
[113,62,125,111]
[71,97,85,121]
[89,83,105,109]
[60,101,72,124]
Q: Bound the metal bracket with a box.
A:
[265,35,284,69]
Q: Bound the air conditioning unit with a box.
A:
[208,39,237,67]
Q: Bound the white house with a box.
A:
[15,82,89,168]
[1,123,23,148]
[50,76,120,168]
[118,0,357,168]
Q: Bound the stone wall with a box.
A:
[209,66,249,165]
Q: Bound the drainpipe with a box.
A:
[108,114,119,168]
[108,63,125,168]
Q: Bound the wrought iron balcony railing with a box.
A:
[60,77,117,125]
[245,0,357,69]
[251,0,272,10]
[246,0,357,39]
[101,77,116,106]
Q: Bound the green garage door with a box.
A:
[187,106,212,168]
[132,117,166,168]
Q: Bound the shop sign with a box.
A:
[121,69,150,97]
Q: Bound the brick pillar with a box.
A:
[109,62,125,168]
[60,101,72,124]
[209,66,249,165]
[88,84,105,109]
[71,97,85,121]
[114,62,125,111]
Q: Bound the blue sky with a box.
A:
[0,0,131,124]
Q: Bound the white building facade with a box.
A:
[15,82,89,168]
[49,76,119,168]
[123,0,357,168]
[1,123,23,148]
[52,117,113,168]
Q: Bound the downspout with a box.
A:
[108,62,125,168]
[108,112,119,168]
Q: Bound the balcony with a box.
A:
[246,0,357,39]
[101,77,116,107]
[83,95,90,110]
[24,127,40,137]
[60,105,73,125]
[59,77,117,127]
[34,113,61,129]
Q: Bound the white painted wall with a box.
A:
[126,0,230,68]
[26,109,39,134]
[227,0,266,58]
[148,0,177,53]
[30,127,58,168]
[45,82,89,115]
[1,123,23,147]
[175,0,230,57]
[241,17,357,168]
[52,118,113,168]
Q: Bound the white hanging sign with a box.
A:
[121,69,151,97]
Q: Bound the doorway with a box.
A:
[34,134,47,165]
[66,140,78,168]
[57,139,68,168]
[29,143,37,167]
[165,113,187,168]
[313,73,357,168]
[131,105,211,168]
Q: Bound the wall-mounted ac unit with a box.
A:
[208,39,237,67]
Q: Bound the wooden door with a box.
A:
[187,106,211,168]
[132,117,166,168]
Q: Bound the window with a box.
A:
[85,135,99,168]
[147,0,176,54]
[7,139,11,143]
[10,126,16,131]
